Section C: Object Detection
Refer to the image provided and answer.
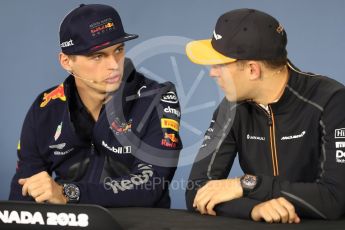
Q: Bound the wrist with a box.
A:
[227,178,243,199]
[234,177,243,198]
[240,174,261,197]
[56,184,67,204]
[62,183,80,203]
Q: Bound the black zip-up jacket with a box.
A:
[10,59,182,208]
[186,67,345,219]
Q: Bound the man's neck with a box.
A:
[253,65,289,106]
[76,85,110,121]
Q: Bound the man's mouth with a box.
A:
[104,74,121,84]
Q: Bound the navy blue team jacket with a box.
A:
[9,59,182,208]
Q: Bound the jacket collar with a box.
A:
[269,68,303,114]
[63,58,140,127]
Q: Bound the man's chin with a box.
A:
[103,82,122,93]
[225,95,238,102]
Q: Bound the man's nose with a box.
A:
[209,66,218,78]
[108,55,120,69]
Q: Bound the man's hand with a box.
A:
[251,197,300,224]
[18,171,67,204]
[193,178,243,216]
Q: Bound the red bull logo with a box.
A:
[164,133,179,143]
[161,132,179,148]
[110,118,132,135]
[161,139,177,148]
[40,84,66,108]
[90,22,115,34]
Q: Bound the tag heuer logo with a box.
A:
[335,128,345,139]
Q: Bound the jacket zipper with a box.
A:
[88,141,97,182]
[255,103,279,176]
[268,105,279,176]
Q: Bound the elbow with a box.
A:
[324,207,345,220]
[140,186,169,207]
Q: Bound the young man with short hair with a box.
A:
[9,4,182,208]
[186,8,345,223]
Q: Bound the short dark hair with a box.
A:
[236,56,288,70]
[67,55,77,61]
[261,56,288,69]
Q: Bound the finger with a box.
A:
[193,190,202,208]
[266,203,281,223]
[29,185,46,199]
[195,186,213,203]
[193,184,208,207]
[206,198,218,216]
[194,185,213,209]
[260,209,273,223]
[22,180,30,196]
[271,199,289,223]
[35,191,51,203]
[18,178,27,185]
[27,179,50,196]
[21,176,44,196]
[23,174,53,197]
[277,197,296,224]
[193,189,202,207]
[196,194,213,215]
[294,215,301,224]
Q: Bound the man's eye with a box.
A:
[115,47,124,54]
[92,54,103,60]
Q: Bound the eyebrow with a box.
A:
[87,43,125,57]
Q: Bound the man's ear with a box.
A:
[247,61,261,81]
[59,52,73,73]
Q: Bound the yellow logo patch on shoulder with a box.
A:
[40,84,66,108]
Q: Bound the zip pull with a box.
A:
[90,142,95,155]
[268,115,273,126]
[267,105,273,126]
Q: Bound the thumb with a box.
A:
[294,215,301,224]
[18,178,27,185]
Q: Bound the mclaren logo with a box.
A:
[213,30,222,40]
[281,131,306,140]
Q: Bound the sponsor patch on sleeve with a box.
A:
[40,84,66,108]
[161,118,180,131]
[335,128,345,139]
[160,91,179,104]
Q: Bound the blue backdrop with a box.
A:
[1,0,344,209]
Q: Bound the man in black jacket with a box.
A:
[9,4,182,207]
[185,8,345,223]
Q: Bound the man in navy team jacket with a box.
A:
[9,4,182,207]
